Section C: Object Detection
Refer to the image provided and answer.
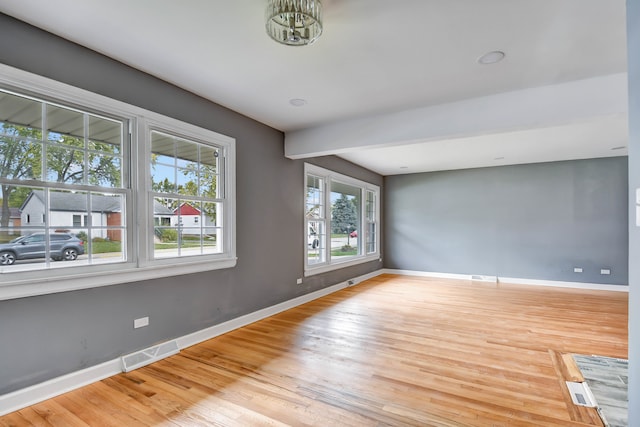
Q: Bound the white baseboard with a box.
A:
[0,359,122,417]
[0,269,385,416]
[382,269,629,292]
[381,268,470,281]
[499,276,629,292]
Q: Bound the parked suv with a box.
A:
[0,232,85,265]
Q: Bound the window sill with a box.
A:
[304,254,379,277]
[0,256,237,301]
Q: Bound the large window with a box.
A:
[0,64,235,300]
[305,164,380,275]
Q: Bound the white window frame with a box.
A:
[0,64,236,301]
[304,163,380,276]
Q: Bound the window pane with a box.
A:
[46,104,83,144]
[0,138,42,181]
[202,227,222,254]
[88,115,122,155]
[175,139,199,167]
[177,167,198,195]
[89,154,121,187]
[151,163,176,192]
[306,175,323,219]
[200,172,218,198]
[201,202,219,227]
[1,93,43,182]
[47,146,84,184]
[366,222,376,254]
[307,220,325,265]
[366,190,376,222]
[48,190,87,230]
[0,92,43,137]
[200,145,219,173]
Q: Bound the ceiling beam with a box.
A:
[285,73,628,159]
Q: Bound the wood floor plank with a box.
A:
[0,274,627,426]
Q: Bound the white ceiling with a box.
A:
[0,0,629,175]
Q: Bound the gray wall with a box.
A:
[627,0,639,423]
[384,158,628,285]
[0,14,382,394]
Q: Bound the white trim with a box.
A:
[0,63,237,301]
[0,359,122,417]
[0,257,238,301]
[304,255,381,277]
[382,268,471,281]
[383,269,629,292]
[0,269,385,416]
[304,163,381,274]
[498,276,629,292]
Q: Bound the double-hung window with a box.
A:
[0,90,128,273]
[304,163,380,275]
[146,124,229,260]
[0,64,235,300]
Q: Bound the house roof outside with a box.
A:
[8,207,20,218]
[21,190,174,215]
[174,203,201,216]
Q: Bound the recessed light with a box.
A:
[289,98,307,107]
[478,51,505,65]
[611,146,627,151]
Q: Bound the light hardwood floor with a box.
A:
[0,274,628,426]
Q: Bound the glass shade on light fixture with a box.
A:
[266,0,323,46]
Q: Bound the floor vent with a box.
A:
[566,381,597,407]
[121,340,179,372]
[470,275,498,283]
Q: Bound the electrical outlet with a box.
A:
[600,269,611,275]
[134,316,149,329]
[573,267,583,273]
[296,278,303,285]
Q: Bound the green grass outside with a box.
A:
[331,248,358,256]
[91,240,215,253]
[154,241,217,250]
[91,241,122,254]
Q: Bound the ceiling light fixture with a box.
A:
[478,50,505,65]
[289,98,307,106]
[266,0,323,46]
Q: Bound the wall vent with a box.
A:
[121,340,179,372]
[566,381,597,407]
[471,275,497,283]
